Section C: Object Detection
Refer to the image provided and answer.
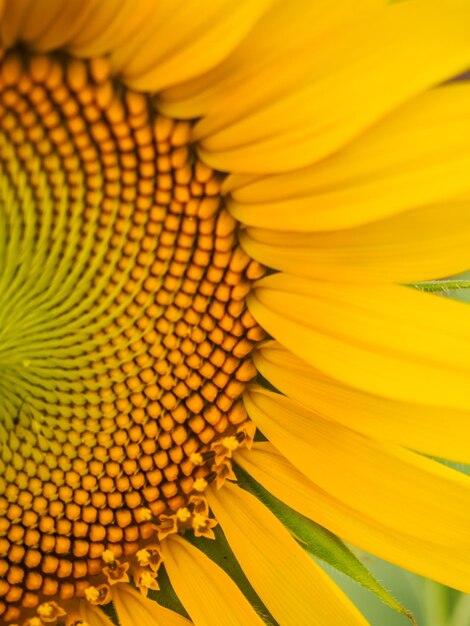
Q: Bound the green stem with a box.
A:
[423,580,449,626]
[448,594,470,626]
[409,280,470,293]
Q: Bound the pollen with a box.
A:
[135,549,151,566]
[0,50,263,624]
[221,436,239,452]
[175,507,191,523]
[193,478,209,492]
[189,452,204,466]
[101,551,116,565]
[84,588,100,604]
[139,571,157,590]
[36,604,51,618]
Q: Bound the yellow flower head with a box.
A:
[2,1,470,626]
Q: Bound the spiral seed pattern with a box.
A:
[0,51,263,623]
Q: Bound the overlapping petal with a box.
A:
[112,0,274,92]
[249,274,470,409]
[1,0,272,92]
[113,585,193,626]
[159,0,375,118]
[240,200,470,283]
[240,391,470,592]
[161,535,266,626]
[254,341,470,463]
[76,601,116,626]
[229,82,470,230]
[66,0,156,58]
[193,1,470,173]
[1,0,97,49]
[237,442,470,593]
[207,481,369,626]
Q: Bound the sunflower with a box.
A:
[2,1,470,625]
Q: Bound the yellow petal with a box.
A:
[245,386,470,546]
[113,584,193,626]
[249,274,470,409]
[161,535,266,626]
[67,0,156,58]
[159,0,373,118]
[195,0,470,173]
[240,199,470,283]
[12,0,97,51]
[207,481,369,626]
[229,82,470,229]
[221,173,261,195]
[77,600,117,626]
[255,341,470,463]
[1,0,158,58]
[236,441,470,593]
[115,0,273,92]
[0,0,33,46]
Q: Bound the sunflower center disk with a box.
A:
[0,51,264,623]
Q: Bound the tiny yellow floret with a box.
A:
[101,550,116,564]
[136,549,151,566]
[176,507,191,522]
[140,571,155,588]
[222,436,239,452]
[189,452,204,465]
[37,603,53,618]
[84,586,100,603]
[193,478,208,492]
[192,513,207,529]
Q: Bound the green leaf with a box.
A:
[409,279,470,293]
[235,465,417,625]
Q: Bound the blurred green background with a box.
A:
[326,553,470,626]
